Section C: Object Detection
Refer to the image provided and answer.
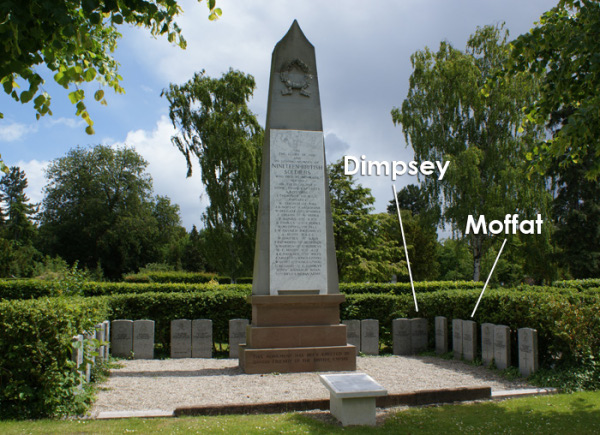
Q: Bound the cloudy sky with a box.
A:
[1,0,556,230]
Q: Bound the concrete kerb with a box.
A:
[94,385,557,420]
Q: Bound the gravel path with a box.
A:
[90,355,528,415]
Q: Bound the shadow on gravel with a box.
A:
[110,366,243,378]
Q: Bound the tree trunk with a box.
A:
[472,234,483,282]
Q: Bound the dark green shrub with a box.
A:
[0,297,109,419]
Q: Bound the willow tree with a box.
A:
[392,25,550,281]
[163,69,263,281]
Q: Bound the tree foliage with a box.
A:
[328,160,405,282]
[393,24,550,281]
[38,145,184,279]
[0,166,38,244]
[163,69,263,280]
[0,167,40,277]
[505,0,600,179]
[0,0,221,133]
[552,161,600,278]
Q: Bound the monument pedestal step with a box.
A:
[239,344,357,374]
[250,295,345,327]
[246,324,347,349]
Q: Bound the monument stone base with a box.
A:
[239,295,357,374]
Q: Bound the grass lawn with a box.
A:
[1,391,599,434]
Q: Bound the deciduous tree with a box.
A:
[38,145,184,279]
[328,160,405,282]
[0,0,221,133]
[163,69,263,281]
[393,24,550,281]
[506,0,600,179]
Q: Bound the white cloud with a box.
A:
[44,117,86,129]
[0,122,37,142]
[112,116,208,230]
[16,159,49,206]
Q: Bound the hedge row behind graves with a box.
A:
[2,286,599,419]
[0,280,488,300]
[0,296,109,419]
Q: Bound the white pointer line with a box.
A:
[471,238,508,318]
[392,184,419,312]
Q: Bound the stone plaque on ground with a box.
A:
[392,318,411,356]
[111,319,133,358]
[192,319,213,358]
[239,20,356,374]
[361,319,379,355]
[452,319,463,359]
[171,319,192,358]
[494,325,511,370]
[481,323,494,366]
[410,318,428,354]
[518,327,538,376]
[435,316,448,354]
[133,319,154,360]
[462,320,477,361]
[229,319,248,358]
[343,320,360,355]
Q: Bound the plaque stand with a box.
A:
[239,295,357,374]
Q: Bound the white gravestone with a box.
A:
[71,334,84,368]
[192,319,213,358]
[411,318,428,354]
[392,318,411,355]
[319,373,387,427]
[343,320,361,355]
[171,319,192,358]
[83,330,96,382]
[481,323,495,366]
[111,319,133,358]
[71,334,84,388]
[518,327,539,376]
[95,323,105,362]
[435,316,448,354]
[229,319,249,358]
[133,320,155,360]
[103,320,110,360]
[494,325,511,370]
[452,319,463,359]
[462,320,477,361]
[360,319,379,355]
[269,129,327,295]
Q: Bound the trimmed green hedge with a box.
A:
[0,297,109,419]
[0,280,485,300]
[123,271,231,284]
[552,279,600,290]
[0,280,252,300]
[339,280,484,294]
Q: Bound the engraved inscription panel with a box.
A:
[270,129,327,294]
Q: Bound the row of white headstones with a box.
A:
[72,318,538,378]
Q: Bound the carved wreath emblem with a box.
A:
[280,58,312,97]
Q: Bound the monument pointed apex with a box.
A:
[277,19,313,49]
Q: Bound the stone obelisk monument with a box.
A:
[238,20,357,374]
